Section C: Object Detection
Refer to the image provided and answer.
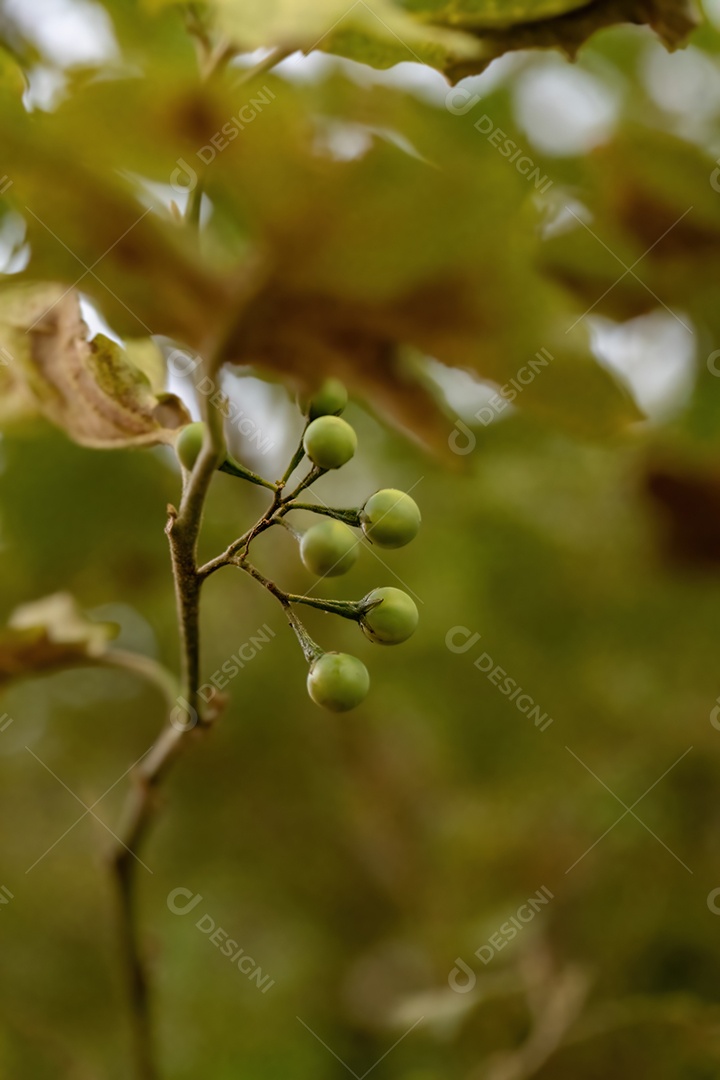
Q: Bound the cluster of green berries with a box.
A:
[175,378,421,714]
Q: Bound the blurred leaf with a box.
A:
[204,74,641,441]
[645,458,720,568]
[144,0,697,76]
[0,42,25,97]
[541,127,720,326]
[0,284,190,447]
[426,0,699,78]
[0,70,639,448]
[402,0,595,25]
[208,0,480,68]
[0,353,35,426]
[0,592,117,689]
[123,337,167,392]
[0,94,234,345]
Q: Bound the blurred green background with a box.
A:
[3,0,720,1077]
[2,399,720,1078]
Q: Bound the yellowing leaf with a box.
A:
[542,128,720,325]
[435,0,698,78]
[143,0,697,77]
[400,0,593,27]
[199,74,640,441]
[148,0,480,69]
[0,63,638,448]
[8,593,117,656]
[0,355,35,426]
[0,285,191,447]
[0,96,234,346]
[124,338,167,392]
[0,593,117,689]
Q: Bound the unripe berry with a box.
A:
[176,421,205,471]
[300,520,358,577]
[306,378,348,420]
[361,489,421,548]
[303,416,357,471]
[361,587,418,645]
[307,652,369,712]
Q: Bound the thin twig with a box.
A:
[236,560,324,662]
[109,366,225,1080]
[197,499,290,580]
[106,23,293,1078]
[285,501,362,527]
[231,46,293,89]
[278,429,307,489]
[285,465,325,500]
[198,463,334,581]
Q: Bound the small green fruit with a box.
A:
[361,587,418,645]
[300,520,359,577]
[303,416,357,471]
[307,652,370,712]
[361,489,421,548]
[307,378,348,420]
[176,421,205,471]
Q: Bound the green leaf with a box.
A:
[400,0,593,26]
[200,74,641,441]
[149,0,480,69]
[541,127,720,324]
[0,285,191,447]
[390,0,697,77]
[0,94,233,345]
[1,65,638,448]
[0,43,25,97]
[144,0,697,77]
[124,337,168,392]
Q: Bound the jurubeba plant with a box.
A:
[177,386,420,716]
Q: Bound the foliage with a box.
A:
[1,1,720,1078]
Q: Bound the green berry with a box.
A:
[361,489,421,549]
[176,421,205,471]
[307,378,348,420]
[361,587,418,645]
[300,520,358,577]
[307,652,370,712]
[303,416,357,471]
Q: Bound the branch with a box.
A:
[285,501,362,527]
[197,458,334,581]
[285,465,325,500]
[235,559,324,663]
[231,46,293,88]
[109,364,225,1080]
[106,28,294,1080]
